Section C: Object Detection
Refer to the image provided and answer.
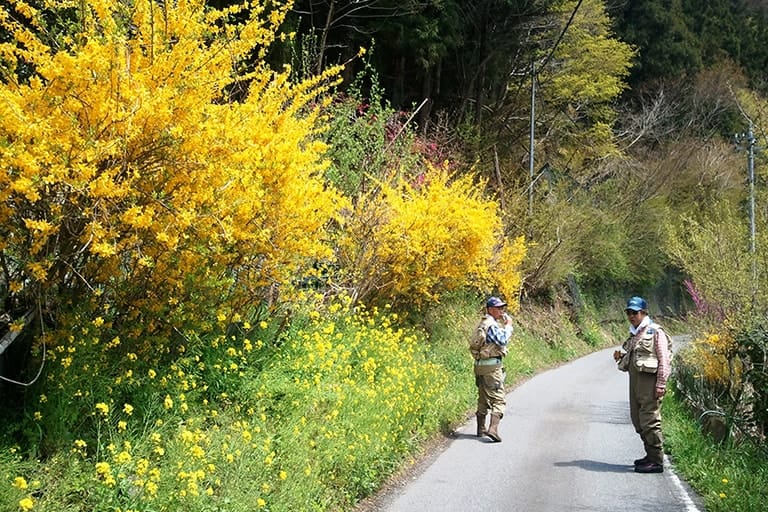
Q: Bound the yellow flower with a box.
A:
[719,492,727,498]
[123,403,134,415]
[279,470,287,480]
[13,477,28,489]
[95,403,110,416]
[722,478,728,484]
[257,498,266,508]
[163,395,174,410]
[19,497,34,511]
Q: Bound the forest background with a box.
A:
[1,0,767,511]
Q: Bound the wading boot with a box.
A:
[476,413,487,437]
[486,414,502,442]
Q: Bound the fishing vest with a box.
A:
[631,322,664,374]
[469,315,508,360]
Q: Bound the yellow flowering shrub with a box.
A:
[336,163,527,307]
[674,330,744,425]
[689,333,742,386]
[0,0,344,346]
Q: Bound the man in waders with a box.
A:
[469,296,513,442]
[614,296,672,473]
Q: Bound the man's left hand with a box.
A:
[655,386,666,399]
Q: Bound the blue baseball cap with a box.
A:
[625,296,647,312]
[486,296,507,308]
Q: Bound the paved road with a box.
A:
[363,341,704,512]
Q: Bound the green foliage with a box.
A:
[518,178,671,300]
[611,0,768,93]
[734,326,768,438]
[665,203,756,318]
[321,51,420,197]
[663,387,768,512]
[612,0,702,84]
[537,0,635,175]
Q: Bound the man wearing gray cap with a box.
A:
[469,296,514,442]
[614,296,672,473]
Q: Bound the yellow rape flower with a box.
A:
[13,477,28,489]
[19,497,34,511]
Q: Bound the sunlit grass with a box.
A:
[663,386,768,511]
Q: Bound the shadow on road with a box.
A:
[447,432,499,443]
[553,459,634,473]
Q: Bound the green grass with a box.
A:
[663,386,768,511]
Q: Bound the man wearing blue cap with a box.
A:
[614,296,672,473]
[469,296,514,442]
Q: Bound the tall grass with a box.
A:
[663,385,768,511]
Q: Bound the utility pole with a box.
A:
[747,122,756,257]
[528,60,535,216]
[735,122,759,294]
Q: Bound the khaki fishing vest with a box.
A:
[630,323,663,373]
[469,315,508,361]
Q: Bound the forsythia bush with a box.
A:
[335,163,527,308]
[0,0,344,343]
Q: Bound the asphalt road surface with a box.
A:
[360,341,705,512]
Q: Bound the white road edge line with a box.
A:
[664,455,703,512]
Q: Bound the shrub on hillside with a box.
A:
[0,1,344,358]
[334,163,527,308]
